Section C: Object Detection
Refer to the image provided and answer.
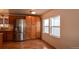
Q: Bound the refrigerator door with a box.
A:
[15,19,26,41]
[16,33,24,41]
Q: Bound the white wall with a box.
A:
[42,9,79,48]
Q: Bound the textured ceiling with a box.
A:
[0,9,50,15]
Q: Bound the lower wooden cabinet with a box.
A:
[6,31,13,41]
[3,31,13,42]
[0,33,3,48]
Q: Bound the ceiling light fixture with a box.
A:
[31,11,36,14]
[29,9,36,14]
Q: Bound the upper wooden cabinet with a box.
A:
[9,15,16,24]
[9,15,25,24]
[26,16,41,39]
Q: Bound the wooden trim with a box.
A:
[5,13,41,16]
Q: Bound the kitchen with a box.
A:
[0,9,54,49]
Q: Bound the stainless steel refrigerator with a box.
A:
[14,19,26,41]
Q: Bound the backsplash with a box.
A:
[0,24,13,31]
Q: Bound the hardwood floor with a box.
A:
[3,39,56,49]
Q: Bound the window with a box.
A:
[42,16,60,38]
[50,16,60,38]
[43,19,49,33]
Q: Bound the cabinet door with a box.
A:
[26,16,32,39]
[36,16,41,39]
[0,33,3,48]
[7,31,13,41]
[31,16,36,39]
[8,16,16,41]
[9,15,16,24]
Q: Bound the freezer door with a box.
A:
[16,32,25,41]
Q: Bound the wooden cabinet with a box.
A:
[26,16,32,39]
[6,31,13,41]
[26,16,41,39]
[0,33,3,48]
[9,15,16,24]
[36,16,41,39]
[31,16,36,39]
[9,15,25,24]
